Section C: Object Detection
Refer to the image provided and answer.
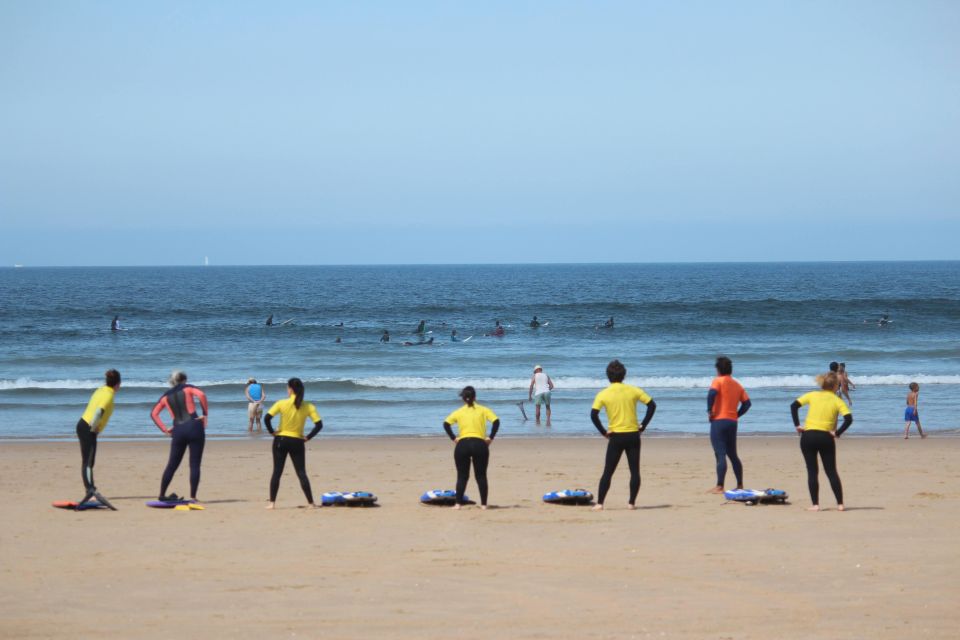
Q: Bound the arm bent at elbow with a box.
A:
[640,400,656,431]
[837,414,853,437]
[737,399,752,418]
[590,409,606,436]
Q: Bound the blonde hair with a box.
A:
[816,372,839,392]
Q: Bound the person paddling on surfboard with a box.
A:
[151,371,209,503]
[590,360,657,511]
[74,369,122,510]
[110,315,121,331]
[266,314,274,326]
[415,319,426,334]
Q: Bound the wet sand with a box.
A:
[1,436,957,639]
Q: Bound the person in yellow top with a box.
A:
[590,360,657,510]
[443,386,500,509]
[264,378,323,509]
[74,369,121,509]
[790,372,854,512]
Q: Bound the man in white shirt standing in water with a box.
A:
[528,365,555,426]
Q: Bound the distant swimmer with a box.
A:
[485,320,505,337]
[451,329,460,342]
[335,337,342,343]
[380,330,390,343]
[790,372,853,511]
[838,363,856,405]
[706,357,751,495]
[266,314,274,326]
[604,317,614,328]
[245,378,266,434]
[265,378,324,509]
[879,314,891,327]
[151,371,209,502]
[590,359,656,511]
[530,316,541,328]
[403,337,434,346]
[903,382,926,439]
[74,369,121,509]
[415,319,426,334]
[443,386,500,509]
[528,365,555,426]
[110,315,121,331]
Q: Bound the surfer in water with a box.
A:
[110,315,121,331]
[415,319,426,334]
[451,329,460,342]
[266,314,274,326]
[403,337,434,346]
[530,316,541,328]
[380,330,390,343]
[790,371,853,512]
[443,386,500,510]
[590,360,657,511]
[604,317,614,328]
[151,371,209,503]
[485,320,505,337]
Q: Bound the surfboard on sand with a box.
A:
[52,500,106,510]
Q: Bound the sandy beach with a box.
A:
[1,435,957,639]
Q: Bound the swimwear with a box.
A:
[710,419,743,487]
[151,384,208,432]
[270,436,314,503]
[444,404,498,440]
[247,383,263,402]
[159,417,205,499]
[708,375,749,422]
[597,432,641,505]
[266,397,321,439]
[795,390,850,432]
[81,386,116,433]
[591,383,652,433]
[454,438,489,505]
[248,402,263,420]
[905,406,919,422]
[534,392,551,407]
[800,430,843,505]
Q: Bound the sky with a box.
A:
[1,1,958,266]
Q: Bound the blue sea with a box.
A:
[1,262,958,440]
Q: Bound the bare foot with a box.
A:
[837,504,845,512]
[806,505,820,512]
[265,502,276,510]
[707,486,725,494]
[592,504,604,511]
[451,504,461,510]
[627,503,637,510]
[904,436,909,440]
[921,434,928,439]
[480,505,488,510]
[545,421,552,427]
[307,503,319,509]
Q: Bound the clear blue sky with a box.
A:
[1,1,958,265]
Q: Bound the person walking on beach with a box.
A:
[245,378,266,433]
[151,371,209,502]
[443,386,500,510]
[528,365,555,425]
[75,369,121,501]
[706,356,751,494]
[838,363,856,405]
[904,382,926,439]
[790,372,853,512]
[265,378,323,509]
[590,360,657,511]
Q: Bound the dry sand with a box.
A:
[1,435,957,639]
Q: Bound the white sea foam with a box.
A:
[5,374,960,391]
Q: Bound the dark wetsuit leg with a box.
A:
[184,419,205,498]
[801,430,842,505]
[711,419,742,487]
[160,423,189,498]
[598,432,641,505]
[76,419,97,490]
[270,437,312,503]
[454,438,489,505]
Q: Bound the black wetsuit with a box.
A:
[791,402,853,505]
[445,420,500,506]
[269,437,314,503]
[76,419,97,490]
[591,401,656,505]
[155,384,207,499]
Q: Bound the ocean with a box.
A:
[1,262,958,440]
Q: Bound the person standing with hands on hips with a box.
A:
[443,386,500,510]
[151,371,209,503]
[528,365,555,426]
[264,378,323,509]
[590,360,656,511]
[790,372,853,512]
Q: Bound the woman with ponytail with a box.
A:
[264,378,323,509]
[790,371,854,512]
[442,386,500,509]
